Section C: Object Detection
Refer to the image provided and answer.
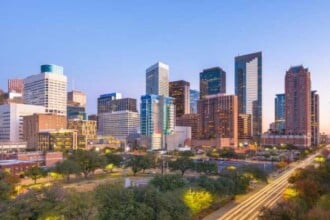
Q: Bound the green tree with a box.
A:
[70,149,105,178]
[126,155,143,176]
[105,153,123,167]
[240,165,268,182]
[169,156,194,176]
[194,161,218,175]
[55,159,81,182]
[25,166,47,184]
[150,174,186,192]
[183,188,213,215]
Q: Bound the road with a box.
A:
[210,153,317,220]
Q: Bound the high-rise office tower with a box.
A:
[200,67,226,99]
[235,52,262,138]
[97,93,138,114]
[24,64,67,116]
[67,90,87,120]
[190,89,200,114]
[275,94,286,134]
[140,94,175,150]
[311,90,319,146]
[169,80,190,117]
[285,66,311,136]
[198,94,238,144]
[97,93,122,114]
[238,114,252,140]
[146,62,169,96]
[8,79,24,94]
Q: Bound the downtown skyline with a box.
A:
[0,1,329,133]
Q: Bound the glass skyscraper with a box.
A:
[190,89,200,114]
[140,94,175,150]
[200,67,226,99]
[146,62,169,97]
[275,94,285,134]
[235,52,262,138]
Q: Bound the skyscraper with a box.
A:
[24,64,67,116]
[275,94,286,134]
[68,90,87,108]
[169,80,190,117]
[97,93,122,114]
[190,89,200,114]
[140,94,175,150]
[311,90,319,146]
[198,94,238,145]
[235,52,262,138]
[146,62,169,96]
[285,66,311,136]
[200,67,226,99]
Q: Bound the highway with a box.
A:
[215,153,317,220]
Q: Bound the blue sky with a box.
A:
[0,1,330,133]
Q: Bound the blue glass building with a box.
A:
[190,89,200,114]
[275,94,285,133]
[235,52,262,138]
[41,64,64,75]
[200,67,226,99]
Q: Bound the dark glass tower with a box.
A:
[200,67,226,99]
[235,52,262,139]
[275,94,285,134]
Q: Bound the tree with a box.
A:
[150,174,186,192]
[55,159,81,182]
[126,155,143,176]
[140,154,156,173]
[70,149,105,178]
[183,188,213,215]
[218,147,238,158]
[169,156,194,176]
[240,165,268,182]
[25,166,47,184]
[0,170,19,200]
[105,153,123,168]
[194,161,218,175]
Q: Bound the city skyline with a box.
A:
[1,1,330,133]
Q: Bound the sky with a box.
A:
[0,1,329,133]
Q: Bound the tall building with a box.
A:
[140,94,175,150]
[97,93,134,114]
[238,114,252,140]
[169,80,190,117]
[0,103,45,142]
[311,91,319,146]
[8,79,24,94]
[190,89,200,114]
[68,90,86,107]
[285,66,311,136]
[198,94,238,145]
[67,105,86,120]
[98,111,139,142]
[235,52,262,138]
[24,64,67,116]
[146,62,169,96]
[275,94,286,134]
[23,114,67,149]
[200,67,226,99]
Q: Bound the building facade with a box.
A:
[285,66,311,136]
[200,67,226,99]
[140,94,175,150]
[311,91,319,146]
[98,111,139,142]
[146,62,169,96]
[238,114,252,140]
[8,79,24,94]
[176,113,200,139]
[275,94,286,134]
[24,64,67,116]
[169,80,190,117]
[198,94,238,147]
[190,89,200,114]
[235,52,262,138]
[97,93,137,114]
[23,113,67,149]
[67,119,97,143]
[68,90,86,107]
[0,103,45,142]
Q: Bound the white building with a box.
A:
[0,103,45,142]
[24,64,67,116]
[98,111,140,142]
[146,62,169,97]
[166,126,191,151]
[68,90,87,107]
